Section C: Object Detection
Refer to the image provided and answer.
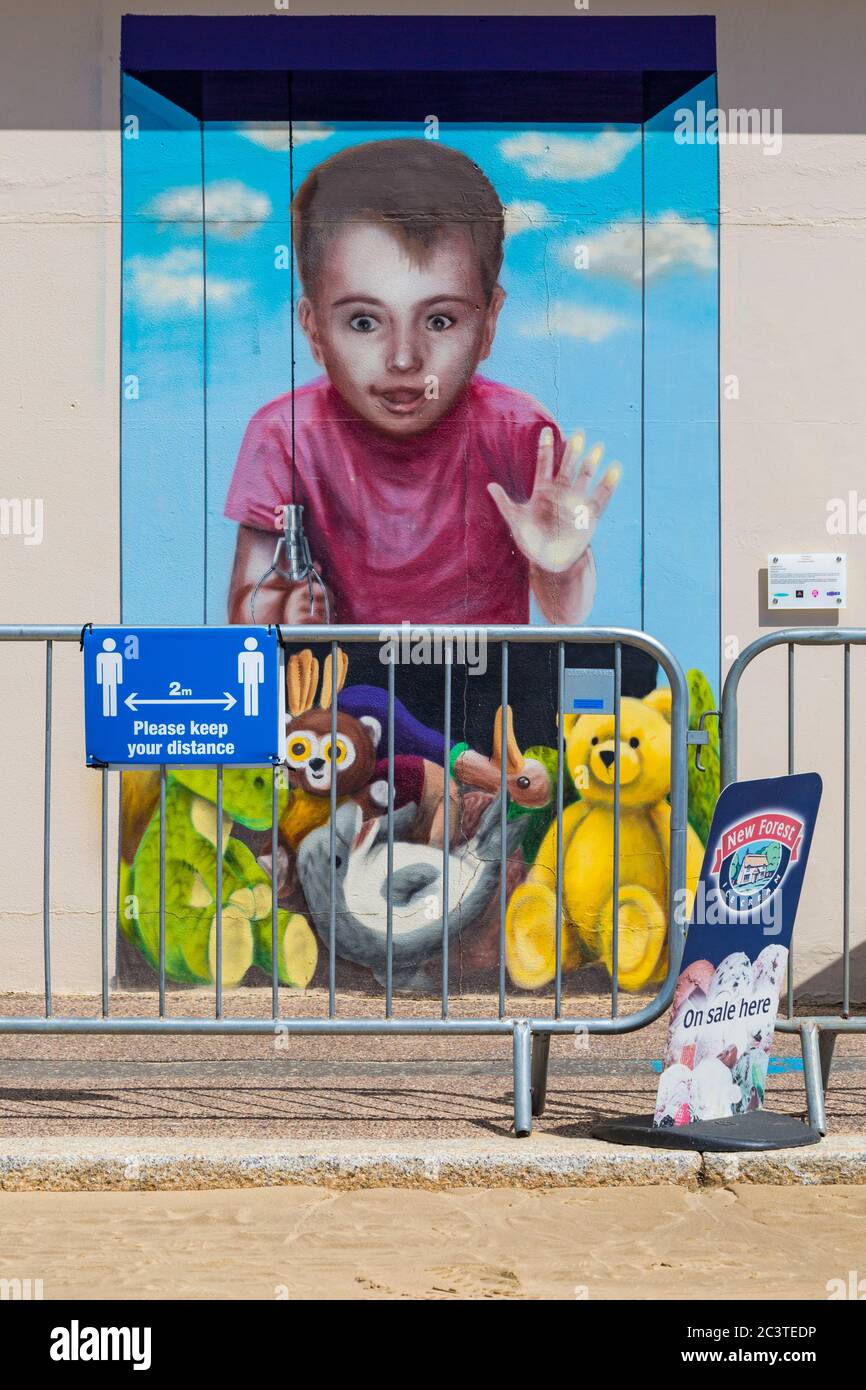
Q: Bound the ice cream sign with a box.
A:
[654,773,821,1130]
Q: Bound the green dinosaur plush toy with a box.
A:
[126,767,317,989]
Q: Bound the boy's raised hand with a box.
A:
[487,427,621,575]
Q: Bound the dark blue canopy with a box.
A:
[122,15,716,124]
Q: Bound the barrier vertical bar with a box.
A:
[215,763,223,1018]
[101,767,109,1017]
[665,637,689,973]
[42,639,53,1018]
[385,652,395,1019]
[329,641,338,1020]
[271,764,279,1017]
[843,643,851,1016]
[787,643,795,1019]
[513,1019,532,1137]
[498,641,509,1019]
[611,642,622,1017]
[554,642,565,1019]
[787,643,795,774]
[158,764,166,1016]
[800,1021,827,1135]
[441,644,452,1020]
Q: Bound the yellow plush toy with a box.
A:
[506,688,704,993]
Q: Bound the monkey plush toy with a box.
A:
[280,649,366,850]
[285,708,382,799]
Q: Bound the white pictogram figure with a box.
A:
[238,636,264,717]
[96,637,123,717]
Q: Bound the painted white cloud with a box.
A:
[520,301,626,343]
[500,128,641,181]
[561,212,715,284]
[142,180,272,241]
[238,122,336,153]
[126,248,248,312]
[503,199,556,238]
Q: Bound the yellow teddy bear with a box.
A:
[506,688,704,993]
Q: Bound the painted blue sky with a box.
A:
[121,75,719,689]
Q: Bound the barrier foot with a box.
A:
[530,1032,551,1118]
[593,1110,820,1151]
[801,1021,828,1135]
[513,1020,532,1137]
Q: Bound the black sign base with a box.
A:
[593,1109,821,1152]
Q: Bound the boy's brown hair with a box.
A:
[291,138,505,302]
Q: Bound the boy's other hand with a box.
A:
[487,427,620,575]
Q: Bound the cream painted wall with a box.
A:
[0,0,864,999]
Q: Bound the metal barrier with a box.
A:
[721,627,866,1134]
[0,623,692,1136]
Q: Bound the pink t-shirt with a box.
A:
[225,374,559,625]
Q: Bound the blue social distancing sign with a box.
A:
[83,626,285,768]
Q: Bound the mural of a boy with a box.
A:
[225,138,621,632]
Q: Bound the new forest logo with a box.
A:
[711,811,803,913]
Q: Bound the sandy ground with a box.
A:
[2,1183,865,1300]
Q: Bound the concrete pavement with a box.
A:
[2,988,866,1188]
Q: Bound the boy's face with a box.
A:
[298,223,504,437]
